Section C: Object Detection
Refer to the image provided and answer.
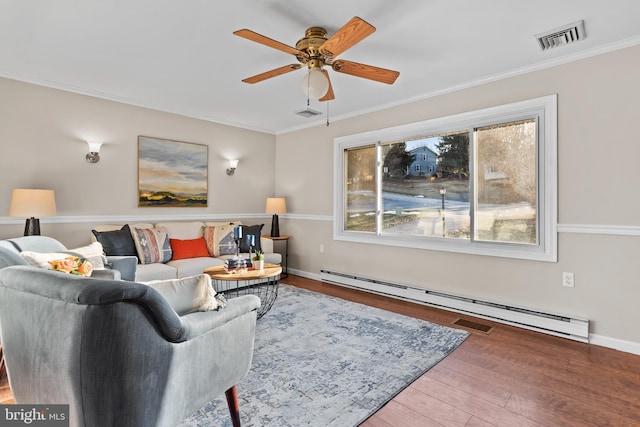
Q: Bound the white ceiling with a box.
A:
[1,1,639,134]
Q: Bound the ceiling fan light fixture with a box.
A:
[302,68,329,99]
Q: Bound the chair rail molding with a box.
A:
[1,215,639,237]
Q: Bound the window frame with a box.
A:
[333,95,557,262]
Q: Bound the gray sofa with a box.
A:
[0,265,260,427]
[0,235,137,281]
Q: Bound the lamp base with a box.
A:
[24,217,41,236]
[270,214,280,237]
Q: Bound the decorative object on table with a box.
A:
[265,197,286,237]
[252,250,264,271]
[48,256,93,276]
[179,284,469,427]
[246,234,256,258]
[233,225,243,258]
[224,257,253,273]
[138,136,208,207]
[9,188,57,236]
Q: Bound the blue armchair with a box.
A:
[0,266,260,427]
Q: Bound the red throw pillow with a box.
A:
[169,237,210,260]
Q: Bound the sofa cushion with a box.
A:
[135,263,177,282]
[131,227,172,264]
[203,224,238,257]
[142,274,223,315]
[170,237,209,260]
[166,257,225,278]
[156,221,205,240]
[92,225,137,257]
[20,242,106,270]
[239,224,264,253]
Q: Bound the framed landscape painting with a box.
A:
[138,136,208,207]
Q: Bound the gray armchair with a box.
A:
[0,236,137,281]
[0,266,260,427]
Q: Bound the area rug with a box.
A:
[179,284,469,427]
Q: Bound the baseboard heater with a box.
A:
[320,270,589,343]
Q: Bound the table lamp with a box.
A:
[265,197,286,237]
[9,189,57,236]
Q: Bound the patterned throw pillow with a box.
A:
[131,227,172,264]
[203,224,238,257]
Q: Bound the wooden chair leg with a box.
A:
[0,345,5,379]
[225,386,241,427]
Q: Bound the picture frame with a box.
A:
[138,136,208,207]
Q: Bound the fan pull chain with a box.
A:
[307,71,311,107]
[326,101,330,126]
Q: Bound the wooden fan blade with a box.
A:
[234,29,308,58]
[242,64,302,84]
[332,60,399,84]
[319,16,375,58]
[319,70,335,102]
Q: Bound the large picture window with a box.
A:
[334,95,557,261]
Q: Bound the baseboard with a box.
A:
[589,334,640,356]
[285,268,640,355]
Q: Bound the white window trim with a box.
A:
[333,95,557,262]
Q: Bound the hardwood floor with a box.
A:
[285,275,640,427]
[2,275,639,426]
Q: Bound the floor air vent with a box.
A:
[320,270,589,343]
[536,20,585,51]
[453,318,494,334]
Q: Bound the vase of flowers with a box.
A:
[253,250,264,271]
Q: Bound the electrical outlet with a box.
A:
[319,244,325,254]
[562,272,574,288]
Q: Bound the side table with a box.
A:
[263,235,289,278]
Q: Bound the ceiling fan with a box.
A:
[233,16,400,101]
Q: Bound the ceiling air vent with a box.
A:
[535,20,585,51]
[294,108,322,118]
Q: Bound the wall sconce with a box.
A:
[9,189,57,236]
[86,141,103,163]
[226,159,239,175]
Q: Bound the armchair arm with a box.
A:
[105,255,137,281]
[179,295,260,341]
[90,269,121,280]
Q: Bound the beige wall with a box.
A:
[275,44,640,346]
[1,45,639,348]
[0,77,276,246]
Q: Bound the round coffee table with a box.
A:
[204,263,282,319]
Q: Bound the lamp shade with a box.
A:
[9,189,57,217]
[265,198,286,215]
[302,68,329,99]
